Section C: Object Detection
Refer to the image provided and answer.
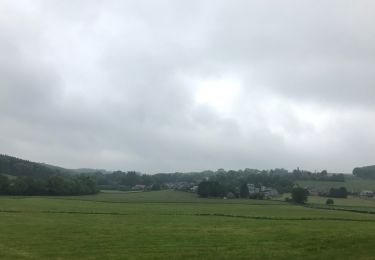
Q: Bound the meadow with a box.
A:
[296,177,375,193]
[1,190,375,259]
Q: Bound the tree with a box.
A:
[124,171,139,187]
[329,187,347,198]
[197,181,225,198]
[353,165,375,179]
[326,198,334,205]
[0,174,10,194]
[291,187,308,204]
[197,181,211,197]
[239,183,249,198]
[12,177,29,195]
[47,176,66,195]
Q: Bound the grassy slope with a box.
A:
[296,177,375,192]
[1,190,375,259]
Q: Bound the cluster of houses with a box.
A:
[131,182,373,199]
[145,181,280,199]
[131,182,196,191]
[166,182,196,191]
[247,184,279,198]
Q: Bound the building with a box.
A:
[132,184,146,190]
[247,184,278,198]
[359,190,374,198]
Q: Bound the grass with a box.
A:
[297,177,375,192]
[304,195,375,214]
[1,190,375,259]
[0,173,16,179]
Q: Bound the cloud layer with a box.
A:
[1,0,375,173]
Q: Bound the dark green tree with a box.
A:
[197,181,225,198]
[47,176,66,195]
[239,183,249,198]
[329,187,347,198]
[12,177,29,195]
[291,187,308,204]
[0,174,10,194]
[197,181,211,197]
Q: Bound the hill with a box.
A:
[0,154,70,179]
[0,154,110,179]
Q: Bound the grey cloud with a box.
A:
[0,0,374,173]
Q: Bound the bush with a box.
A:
[326,198,334,205]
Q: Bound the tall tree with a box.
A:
[291,187,308,204]
[240,183,249,198]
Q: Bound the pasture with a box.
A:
[1,190,375,259]
[296,177,375,193]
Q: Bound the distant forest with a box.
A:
[0,154,98,195]
[353,165,375,179]
[0,154,69,178]
[0,153,372,196]
[93,167,346,192]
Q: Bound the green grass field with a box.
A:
[297,177,375,193]
[1,190,375,259]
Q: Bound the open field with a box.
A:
[1,190,375,259]
[297,177,375,193]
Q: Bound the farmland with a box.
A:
[1,190,375,259]
[296,177,375,193]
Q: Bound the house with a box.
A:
[306,187,321,196]
[190,185,198,192]
[132,184,146,190]
[247,184,260,194]
[166,182,195,191]
[247,184,278,198]
[264,188,279,198]
[359,190,374,198]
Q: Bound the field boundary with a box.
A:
[304,204,375,215]
[1,209,375,223]
[0,196,289,206]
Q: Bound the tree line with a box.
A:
[70,168,348,193]
[0,153,358,197]
[353,165,375,179]
[0,174,98,195]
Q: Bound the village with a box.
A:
[131,182,375,201]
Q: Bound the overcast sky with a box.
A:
[1,0,374,173]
